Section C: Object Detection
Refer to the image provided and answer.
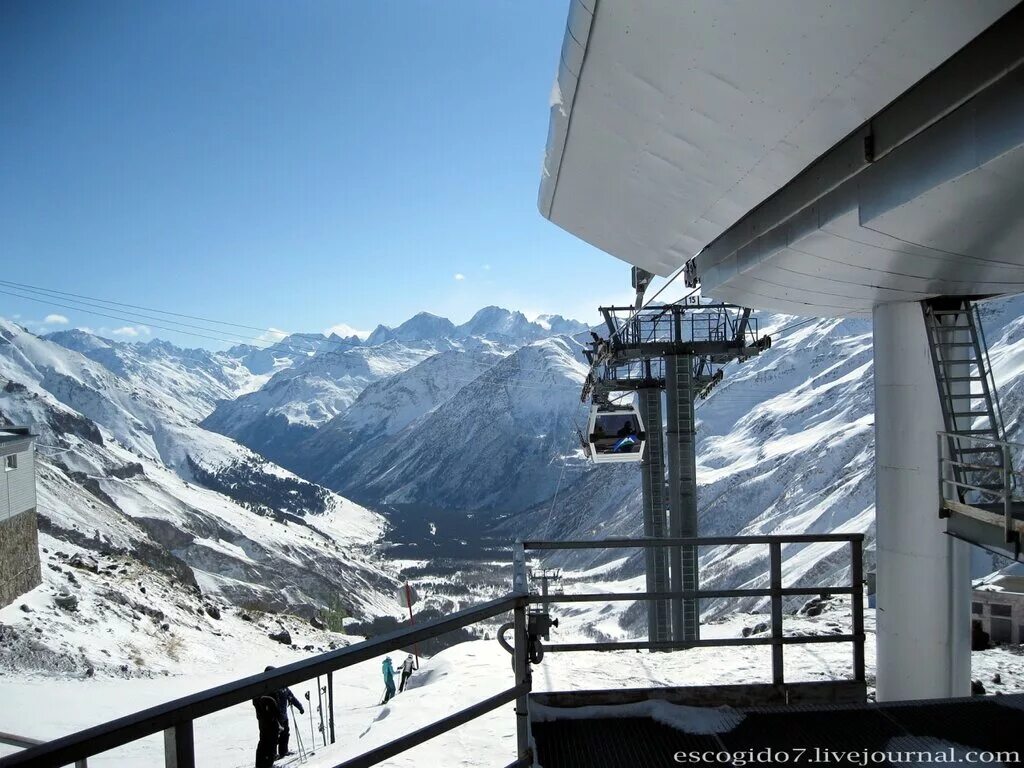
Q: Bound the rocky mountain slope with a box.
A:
[44,330,264,420]
[202,340,452,470]
[0,320,396,634]
[366,306,588,346]
[306,336,592,512]
[226,330,360,376]
[201,306,589,473]
[300,347,508,477]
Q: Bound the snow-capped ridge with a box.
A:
[366,312,456,346]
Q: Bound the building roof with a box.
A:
[539,1,1024,316]
[974,563,1024,595]
[0,427,35,451]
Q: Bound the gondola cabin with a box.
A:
[587,406,646,463]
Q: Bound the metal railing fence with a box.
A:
[938,430,1024,545]
[517,533,866,686]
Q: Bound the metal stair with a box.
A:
[922,298,1023,559]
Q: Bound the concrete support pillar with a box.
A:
[665,355,699,642]
[638,387,670,644]
[873,301,971,701]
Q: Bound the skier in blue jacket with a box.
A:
[382,657,397,703]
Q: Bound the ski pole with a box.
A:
[289,703,306,763]
[305,691,315,746]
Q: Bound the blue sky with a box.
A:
[0,1,643,349]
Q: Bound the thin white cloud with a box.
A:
[482,264,491,271]
[454,273,466,281]
[43,314,69,325]
[254,327,290,345]
[324,322,370,340]
[111,325,150,338]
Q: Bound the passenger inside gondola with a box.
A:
[591,412,643,456]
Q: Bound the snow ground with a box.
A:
[3,596,1022,768]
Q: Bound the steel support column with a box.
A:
[664,355,699,642]
[874,302,970,701]
[638,387,670,644]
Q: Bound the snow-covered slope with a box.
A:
[312,336,592,512]
[202,340,444,469]
[301,347,509,480]
[45,330,265,419]
[203,307,590,473]
[2,321,335,515]
[0,319,396,621]
[453,306,588,343]
[225,331,358,376]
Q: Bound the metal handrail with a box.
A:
[937,431,1022,498]
[0,735,84,768]
[937,431,1024,451]
[1,594,530,768]
[518,534,866,686]
[973,304,1008,440]
[336,685,529,768]
[0,736,42,750]
[523,532,862,548]
[937,430,1021,548]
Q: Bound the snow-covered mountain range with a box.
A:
[201,306,588,473]
[301,336,592,511]
[0,319,395,628]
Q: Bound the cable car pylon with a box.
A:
[582,271,771,646]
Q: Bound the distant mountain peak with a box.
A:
[366,313,456,345]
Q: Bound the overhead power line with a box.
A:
[0,288,253,347]
[0,285,334,356]
[0,279,275,334]
[1,283,272,345]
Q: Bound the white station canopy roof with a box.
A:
[539,0,1024,316]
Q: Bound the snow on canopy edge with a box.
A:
[530,699,745,734]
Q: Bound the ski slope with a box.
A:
[4,585,1023,767]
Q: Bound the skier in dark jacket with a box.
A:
[265,665,305,758]
[398,654,418,692]
[252,689,280,768]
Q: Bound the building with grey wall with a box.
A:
[0,427,41,607]
[973,569,1024,646]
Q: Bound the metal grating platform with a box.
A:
[532,694,1024,768]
